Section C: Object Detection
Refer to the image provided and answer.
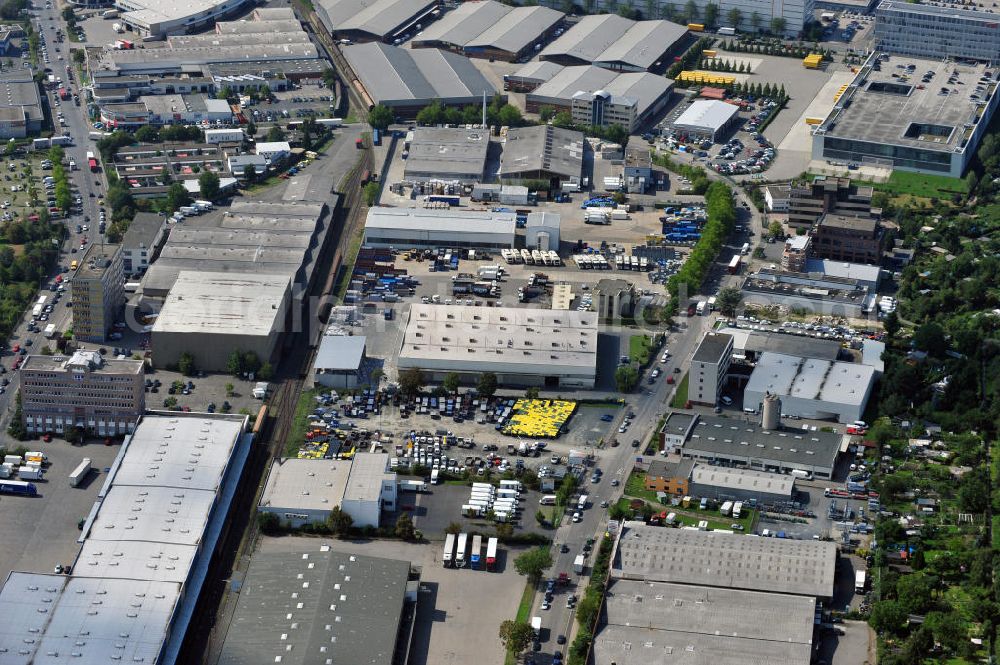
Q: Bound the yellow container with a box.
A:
[688,23,704,31]
[702,49,717,58]
[805,117,823,125]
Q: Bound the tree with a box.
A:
[477,372,498,397]
[226,349,243,376]
[615,365,638,392]
[321,67,337,89]
[770,16,787,34]
[198,170,220,201]
[750,11,762,30]
[498,620,535,656]
[715,286,743,316]
[362,181,380,207]
[134,125,159,143]
[513,547,553,584]
[539,105,555,122]
[368,104,394,131]
[443,372,461,394]
[525,386,540,399]
[225,382,235,397]
[258,511,281,533]
[726,6,742,27]
[883,310,901,339]
[703,1,719,27]
[604,123,628,147]
[165,182,191,213]
[394,513,416,540]
[684,0,698,21]
[925,611,967,653]
[535,509,547,525]
[495,522,514,539]
[178,352,196,376]
[895,573,936,615]
[326,506,353,536]
[497,104,523,127]
[913,321,947,356]
[399,368,424,396]
[445,521,463,535]
[958,467,989,513]
[243,164,257,183]
[552,111,574,128]
[870,599,907,635]
[246,120,257,137]
[258,362,274,381]
[265,125,286,142]
[767,219,784,239]
[416,100,445,126]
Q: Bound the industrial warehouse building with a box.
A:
[671,99,741,142]
[312,334,368,389]
[741,267,877,318]
[363,207,517,249]
[397,304,598,388]
[500,125,585,188]
[151,271,292,372]
[404,126,490,183]
[114,0,255,37]
[539,15,687,72]
[218,544,415,665]
[715,325,843,362]
[315,0,437,43]
[743,352,876,424]
[412,0,565,62]
[613,521,838,598]
[523,64,674,132]
[343,42,499,117]
[0,413,251,665]
[594,579,816,665]
[688,464,796,504]
[811,53,1000,177]
[679,413,845,479]
[875,0,1000,62]
[524,211,561,251]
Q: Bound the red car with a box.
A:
[42,434,52,442]
[11,344,19,353]
[55,275,63,283]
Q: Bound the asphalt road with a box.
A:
[0,3,105,434]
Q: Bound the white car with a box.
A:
[571,512,582,523]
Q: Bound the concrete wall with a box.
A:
[152,331,277,372]
[257,505,330,529]
[340,498,380,528]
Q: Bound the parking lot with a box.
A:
[402,483,552,539]
[0,439,121,577]
[257,535,526,665]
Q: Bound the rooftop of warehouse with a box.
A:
[743,269,872,305]
[613,521,838,597]
[682,414,845,470]
[817,53,999,152]
[465,5,564,53]
[166,30,311,48]
[151,270,290,336]
[715,325,843,361]
[121,211,165,249]
[314,334,367,371]
[343,42,497,103]
[120,0,246,24]
[538,14,632,63]
[75,539,198,585]
[690,463,795,495]
[500,124,584,179]
[593,19,687,69]
[404,126,490,176]
[217,545,411,665]
[507,59,563,82]
[365,206,517,234]
[413,0,512,46]
[97,42,320,71]
[672,99,740,131]
[260,458,352,512]
[316,0,435,36]
[529,64,673,113]
[343,452,394,503]
[745,351,876,406]
[593,579,815,665]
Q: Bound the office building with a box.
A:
[0,412,252,665]
[689,332,734,406]
[341,452,397,527]
[786,176,874,229]
[744,351,876,423]
[115,0,254,37]
[594,579,816,665]
[875,0,1000,62]
[150,271,291,371]
[812,213,886,264]
[259,458,353,527]
[671,99,740,142]
[120,211,168,277]
[643,458,693,494]
[72,243,125,342]
[412,1,565,61]
[312,334,367,389]
[678,413,844,479]
[499,125,585,188]
[782,235,810,271]
[811,52,1000,178]
[623,147,653,193]
[613,521,838,598]
[764,183,791,212]
[218,544,414,665]
[658,411,698,453]
[397,304,598,388]
[0,70,44,137]
[741,267,876,318]
[404,126,490,183]
[19,351,145,436]
[342,42,499,117]
[363,207,517,249]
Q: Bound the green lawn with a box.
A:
[623,471,757,531]
[285,388,322,457]
[670,372,689,409]
[505,576,539,665]
[628,334,653,365]
[877,170,968,199]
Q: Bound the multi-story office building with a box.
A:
[689,332,734,406]
[782,235,811,271]
[120,212,167,277]
[875,1,1000,62]
[786,176,874,229]
[72,243,125,342]
[812,213,886,264]
[571,90,640,131]
[19,351,145,435]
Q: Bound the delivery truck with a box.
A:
[69,458,91,487]
[855,570,867,594]
[44,323,57,338]
[574,554,586,574]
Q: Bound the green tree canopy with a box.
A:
[498,620,535,656]
[477,372,498,397]
[513,547,553,584]
[198,170,220,201]
[368,104,394,131]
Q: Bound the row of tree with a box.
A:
[667,181,736,308]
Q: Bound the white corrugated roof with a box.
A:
[672,99,740,132]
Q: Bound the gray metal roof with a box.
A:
[464,5,564,54]
[804,258,881,284]
[508,60,563,84]
[673,99,740,132]
[404,126,490,179]
[501,125,584,180]
[151,271,290,336]
[343,43,497,105]
[613,522,837,597]
[689,463,795,497]
[260,458,352,512]
[528,65,673,118]
[539,13,634,63]
[317,0,435,38]
[593,20,687,69]
[314,334,367,371]
[595,579,815,665]
[218,545,410,665]
[121,211,165,250]
[745,352,875,407]
[413,0,511,47]
[365,206,517,234]
[716,326,843,361]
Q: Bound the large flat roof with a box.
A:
[365,206,517,235]
[540,15,684,69]
[344,42,497,105]
[398,304,598,375]
[89,484,217,547]
[315,334,367,370]
[501,125,584,179]
[745,352,875,407]
[528,65,673,117]
[690,463,795,497]
[816,53,999,154]
[673,99,740,132]
[404,126,490,179]
[692,331,733,363]
[716,326,842,361]
[683,415,844,472]
[75,539,197,585]
[151,271,290,336]
[218,545,410,665]
[344,452,393,503]
[121,211,165,249]
[613,522,837,597]
[260,458,352,512]
[0,573,181,665]
[804,258,881,283]
[316,0,435,38]
[594,579,814,665]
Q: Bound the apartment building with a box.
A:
[20,351,145,436]
[121,212,168,277]
[690,332,734,407]
[811,213,886,264]
[875,1,1000,62]
[786,176,874,229]
[72,243,125,342]
[644,458,693,495]
[782,235,811,271]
